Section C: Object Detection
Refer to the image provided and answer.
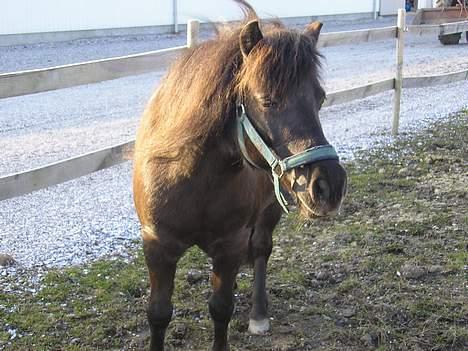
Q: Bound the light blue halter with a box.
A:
[237,104,339,213]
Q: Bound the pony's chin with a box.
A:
[296,194,325,219]
[296,193,339,219]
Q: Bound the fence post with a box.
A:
[173,0,179,34]
[187,20,200,48]
[392,8,406,136]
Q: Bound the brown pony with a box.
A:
[133,1,347,350]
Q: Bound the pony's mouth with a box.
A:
[296,193,340,218]
[296,193,326,218]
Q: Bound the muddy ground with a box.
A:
[1,110,467,350]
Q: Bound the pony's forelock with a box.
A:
[237,27,323,103]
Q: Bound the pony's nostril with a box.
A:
[313,178,330,202]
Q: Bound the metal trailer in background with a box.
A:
[413,3,468,44]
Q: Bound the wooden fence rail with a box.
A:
[318,26,397,48]
[1,27,403,99]
[403,69,468,88]
[0,141,134,200]
[408,20,468,36]
[0,46,185,99]
[322,78,395,107]
[1,12,467,201]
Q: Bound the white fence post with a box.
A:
[187,19,200,48]
[173,0,179,34]
[373,0,379,19]
[392,8,406,136]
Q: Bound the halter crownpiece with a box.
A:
[236,104,339,213]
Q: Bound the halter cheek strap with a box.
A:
[237,104,339,213]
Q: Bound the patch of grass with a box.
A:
[275,267,306,285]
[447,250,468,271]
[0,254,148,350]
[337,276,360,294]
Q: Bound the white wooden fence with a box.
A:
[0,47,186,99]
[1,12,467,201]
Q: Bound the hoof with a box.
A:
[248,318,270,335]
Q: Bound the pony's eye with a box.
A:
[260,96,278,109]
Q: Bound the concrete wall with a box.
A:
[0,0,376,36]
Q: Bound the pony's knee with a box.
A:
[249,204,281,259]
[249,230,273,260]
[208,294,234,323]
[147,301,173,330]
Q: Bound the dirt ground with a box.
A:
[1,110,467,350]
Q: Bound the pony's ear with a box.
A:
[240,20,263,58]
[304,21,323,44]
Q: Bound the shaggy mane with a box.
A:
[140,0,322,162]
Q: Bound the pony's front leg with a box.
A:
[209,257,239,351]
[249,255,270,334]
[249,203,282,335]
[142,229,183,351]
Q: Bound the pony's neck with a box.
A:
[201,105,245,174]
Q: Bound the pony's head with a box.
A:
[236,20,347,218]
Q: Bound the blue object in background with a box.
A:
[405,0,413,12]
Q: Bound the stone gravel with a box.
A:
[0,16,467,270]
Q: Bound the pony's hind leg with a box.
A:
[248,203,282,335]
[142,227,184,351]
[209,256,240,351]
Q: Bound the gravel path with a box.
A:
[0,73,162,174]
[0,17,467,270]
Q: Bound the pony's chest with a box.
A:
[166,167,273,227]
[201,168,274,226]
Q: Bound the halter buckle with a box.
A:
[271,160,284,178]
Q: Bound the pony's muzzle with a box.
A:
[312,178,331,204]
[292,161,347,218]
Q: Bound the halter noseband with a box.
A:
[236,104,339,213]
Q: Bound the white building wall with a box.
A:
[0,0,376,36]
[179,0,376,23]
[0,0,173,35]
[379,0,405,15]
